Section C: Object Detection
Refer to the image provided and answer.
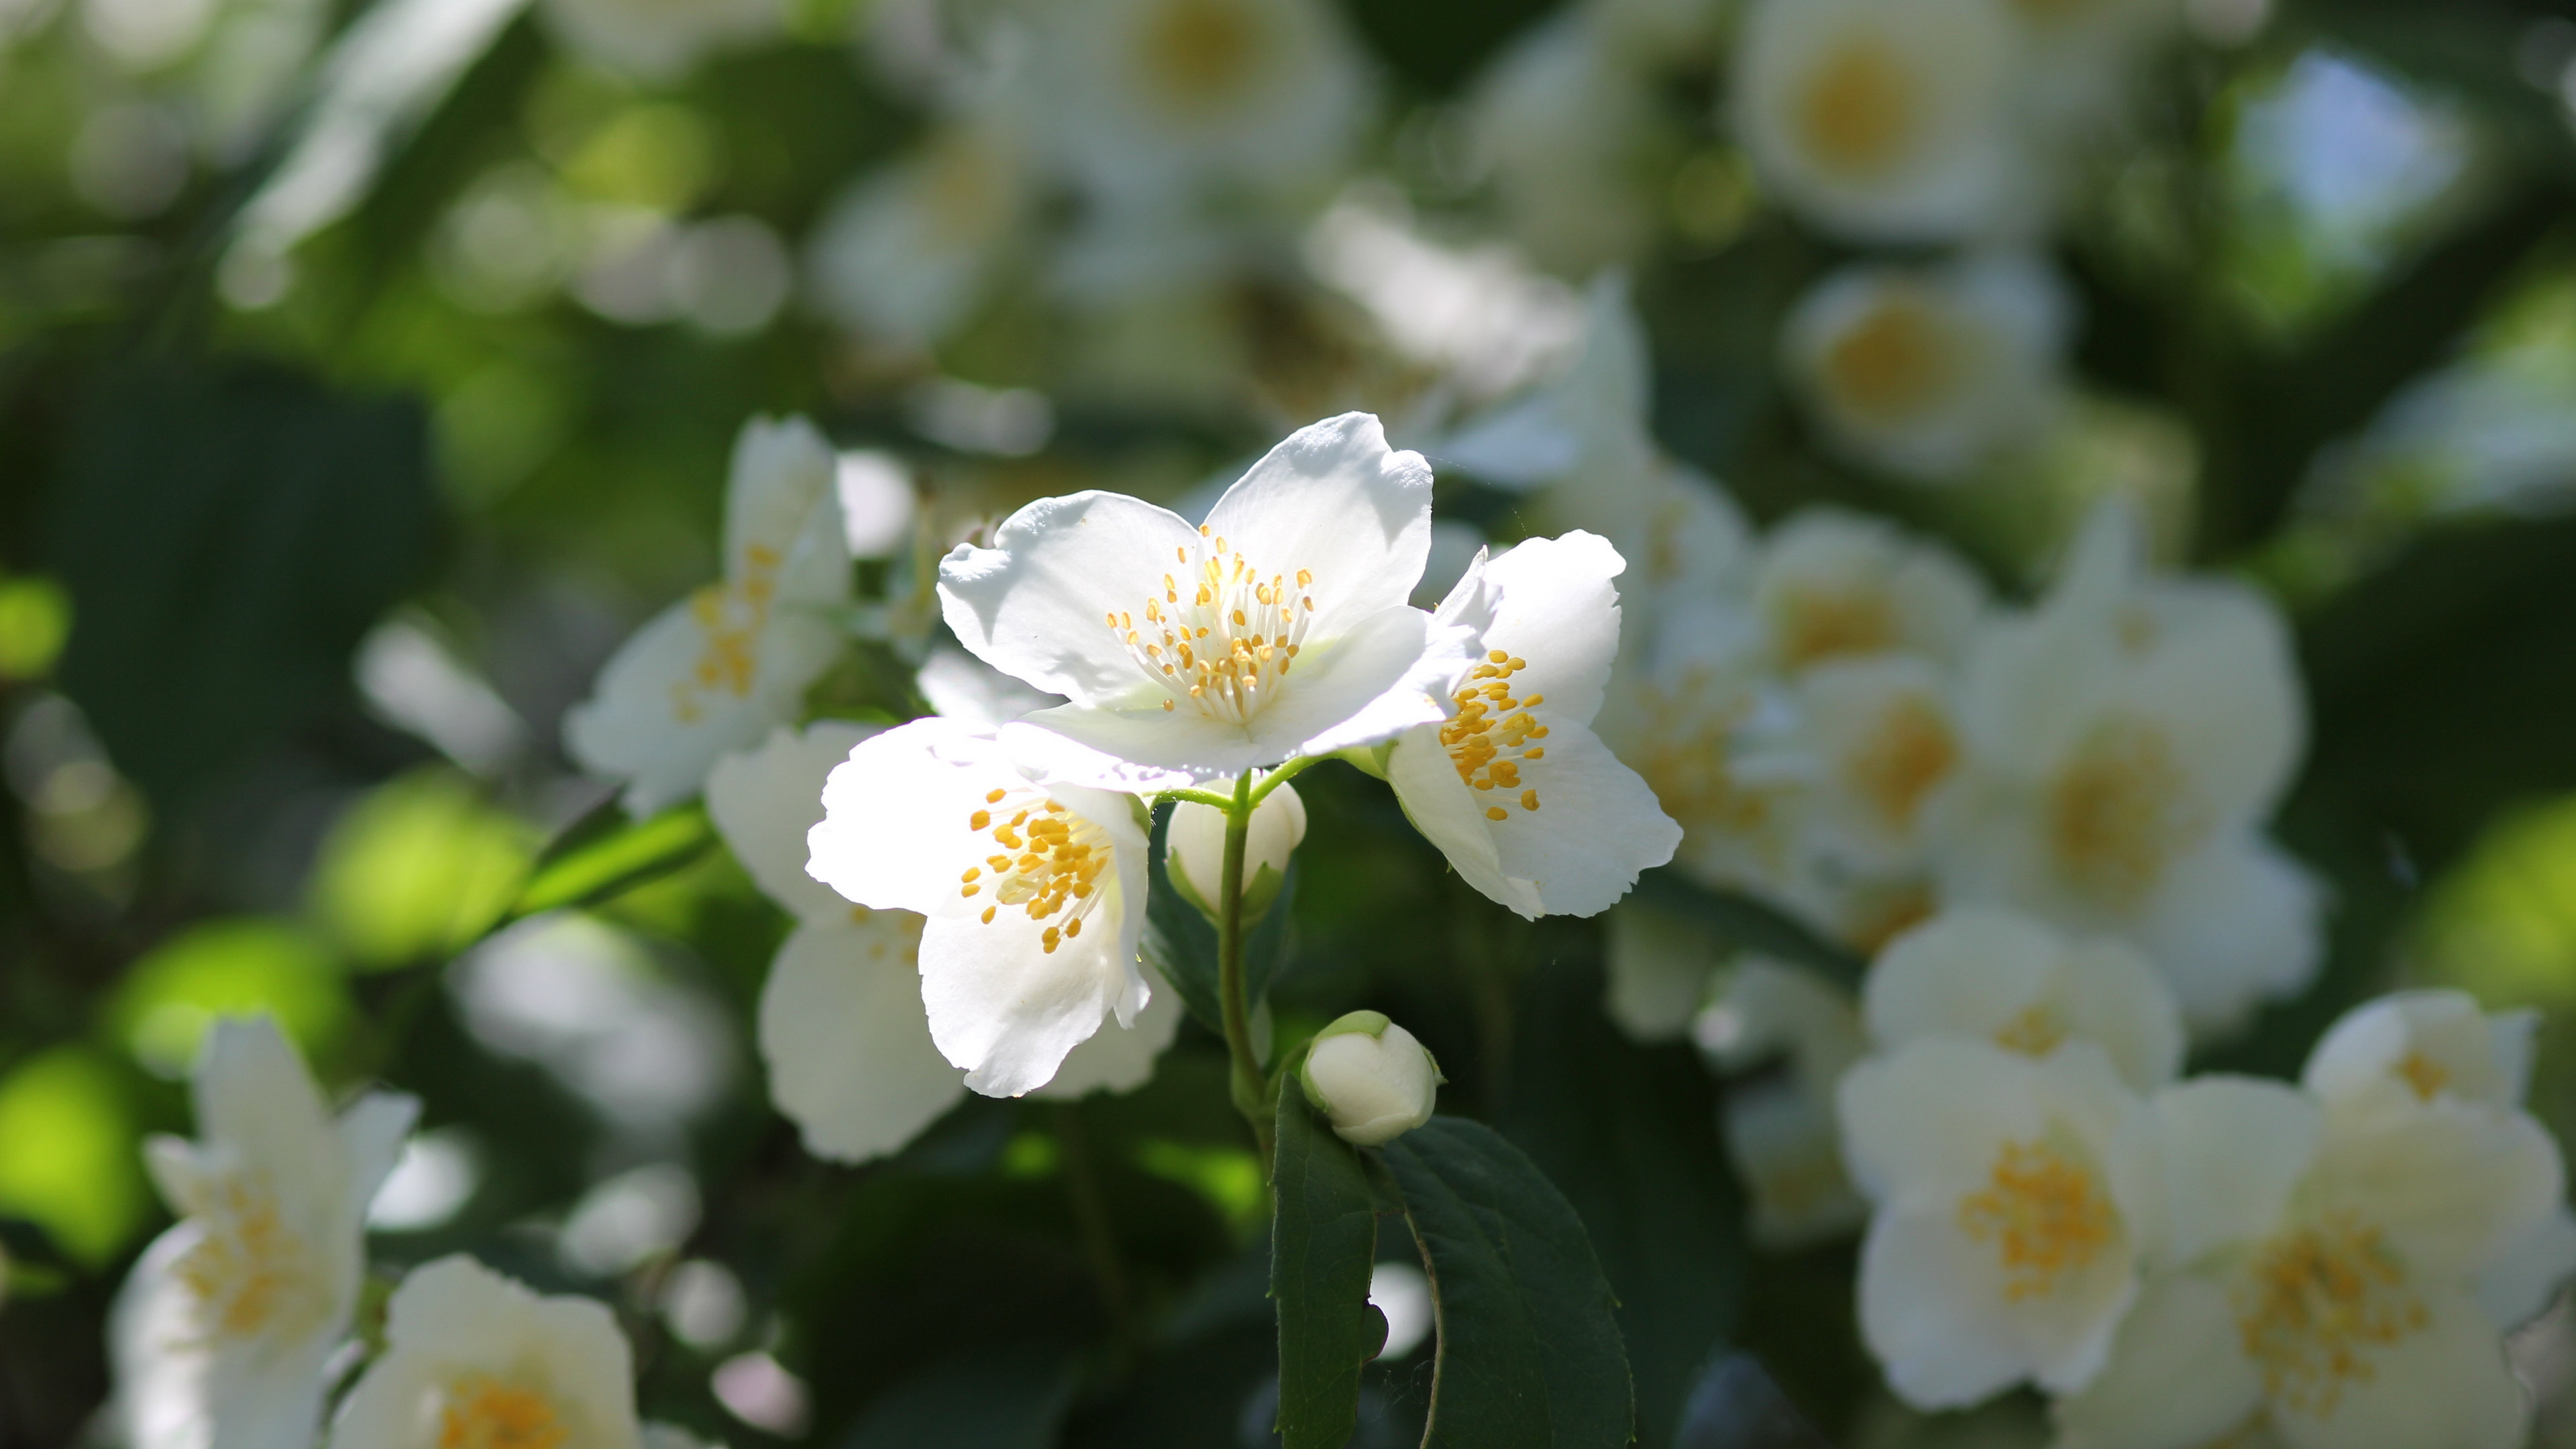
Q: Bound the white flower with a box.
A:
[538,0,783,80]
[2300,989,2536,1125]
[1750,508,1989,672]
[1466,17,1665,274]
[113,1018,418,1449]
[327,1255,641,1449]
[1299,1012,1441,1146]
[804,716,1153,1097]
[1602,603,1807,900]
[1929,505,2322,1036]
[1730,0,2035,243]
[1164,777,1306,921]
[940,412,1473,784]
[1387,532,1681,919]
[711,724,1179,1152]
[1699,957,1874,1246]
[2052,1071,2565,1449]
[806,117,1030,350]
[1603,897,1724,1042]
[1782,252,2073,484]
[1795,653,1966,873]
[565,417,849,815]
[1864,907,2184,1093]
[1838,1038,2154,1406]
[1025,0,1368,209]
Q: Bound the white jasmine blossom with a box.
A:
[1387,532,1681,919]
[804,716,1153,1098]
[1731,0,2034,243]
[2300,989,2536,1125]
[1299,1012,1441,1146]
[1864,907,2185,1093]
[114,1018,418,1449]
[1838,1038,2154,1406]
[326,1255,642,1449]
[1465,17,1665,274]
[939,412,1474,784]
[1602,610,1809,902]
[2053,1069,2565,1449]
[1929,504,2322,1036]
[566,417,851,815]
[1796,653,1966,873]
[1752,508,1989,672]
[1782,252,2074,484]
[1702,957,1874,1246]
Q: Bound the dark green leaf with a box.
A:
[48,359,437,808]
[840,1344,1081,1449]
[1272,1060,1383,1449]
[1379,1117,1634,1449]
[1630,871,1863,990]
[506,802,715,922]
[1505,957,1745,1448]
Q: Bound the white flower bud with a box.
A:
[1300,1012,1441,1146]
[1165,780,1307,923]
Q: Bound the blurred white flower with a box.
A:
[1388,532,1680,919]
[710,723,1177,1156]
[565,416,850,815]
[807,118,1030,350]
[1603,897,1722,1042]
[1026,0,1368,210]
[1781,252,2074,484]
[1700,957,1874,1246]
[1928,504,2322,1036]
[1731,0,2035,243]
[1750,508,1990,673]
[539,0,782,80]
[939,413,1474,784]
[1838,1038,2153,1406]
[1299,1012,1441,1146]
[1467,15,1665,274]
[1863,907,2184,1093]
[1794,653,1964,873]
[2054,1070,2563,1449]
[114,1018,418,1449]
[805,717,1155,1098]
[327,1255,642,1449]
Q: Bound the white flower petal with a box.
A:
[722,416,849,609]
[566,602,845,817]
[2476,1205,2576,1330]
[1857,1205,2047,1409]
[2050,1273,2265,1449]
[331,1254,641,1449]
[2143,1075,2320,1269]
[708,722,882,922]
[1603,899,1722,1042]
[1836,1038,2049,1201]
[1386,719,1530,916]
[2307,1106,2565,1280]
[2302,990,2538,1121]
[1866,906,2060,1052]
[808,718,1020,916]
[2266,1287,2526,1449]
[757,916,965,1164]
[1201,413,1433,631]
[938,490,1205,704]
[1034,965,1183,1099]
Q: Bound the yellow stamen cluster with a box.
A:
[2234,1214,2428,1417]
[670,542,784,724]
[1797,37,1920,179]
[1112,527,1315,724]
[961,785,1110,954]
[439,1377,570,1449]
[2394,1051,2450,1102]
[2045,718,2206,910]
[1990,1003,2069,1058]
[1845,692,1959,831]
[172,1173,325,1342]
[1772,582,1900,669]
[1443,650,1550,822]
[1955,1140,2116,1302]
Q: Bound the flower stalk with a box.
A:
[1216,770,1275,1168]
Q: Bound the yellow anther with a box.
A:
[987,788,1007,804]
[1486,806,1508,821]
[971,810,991,830]
[1521,790,1540,811]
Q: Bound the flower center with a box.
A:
[2233,1214,2428,1418]
[1955,1140,2116,1301]
[959,788,1114,955]
[1112,528,1316,727]
[1445,651,1552,822]
[1821,297,1961,427]
[439,1377,569,1449]
[1772,583,1900,669]
[172,1171,327,1342]
[2045,718,2206,910]
[1629,673,1789,868]
[2394,1051,2449,1101]
[1843,692,1957,830]
[671,542,783,724]
[1796,37,1920,178]
[1140,0,1262,117]
[1990,1002,2070,1057]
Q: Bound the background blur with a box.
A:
[6,0,2576,1444]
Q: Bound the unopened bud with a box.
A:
[1299,1012,1442,1146]
[1166,780,1306,924]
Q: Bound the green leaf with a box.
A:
[1379,1117,1634,1449]
[1505,957,1745,1448]
[1141,805,1300,1036]
[1629,871,1863,991]
[842,1344,1081,1448]
[1271,1060,1383,1449]
[506,800,715,922]
[48,359,437,808]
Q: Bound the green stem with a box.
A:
[1216,771,1275,1171]
[1157,786,1238,811]
[1245,753,1318,810]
